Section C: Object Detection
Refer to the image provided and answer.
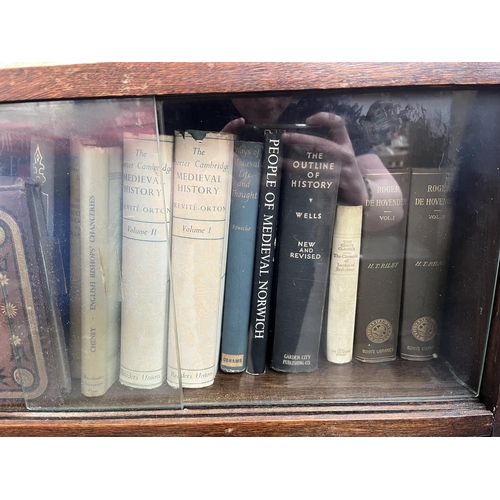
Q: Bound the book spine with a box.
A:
[220,140,263,372]
[31,135,71,378]
[167,130,234,389]
[26,180,72,395]
[30,137,56,238]
[246,130,283,375]
[270,136,341,373]
[80,145,122,397]
[120,134,173,389]
[353,169,410,363]
[398,168,454,361]
[326,205,363,364]
[69,138,82,378]
[106,147,123,383]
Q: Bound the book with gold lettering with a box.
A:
[353,168,410,363]
[167,130,235,388]
[271,126,341,373]
[326,204,363,364]
[119,133,174,388]
[79,144,123,397]
[220,140,263,373]
[0,177,70,406]
[398,168,455,361]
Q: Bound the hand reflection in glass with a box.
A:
[222,97,404,230]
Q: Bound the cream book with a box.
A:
[120,133,173,389]
[68,137,88,379]
[80,144,122,397]
[167,130,234,389]
[326,205,363,364]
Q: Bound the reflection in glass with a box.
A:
[0,88,498,411]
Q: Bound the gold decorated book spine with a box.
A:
[167,130,234,389]
[353,169,410,363]
[326,205,363,364]
[398,168,454,361]
[80,145,122,397]
[120,133,173,389]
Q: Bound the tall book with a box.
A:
[398,168,455,361]
[68,137,87,378]
[246,129,284,375]
[27,174,72,398]
[120,133,174,389]
[28,133,73,396]
[80,144,122,397]
[167,130,235,389]
[271,128,341,373]
[353,168,410,363]
[326,204,363,364]
[220,140,263,373]
[30,135,71,285]
[30,135,71,381]
[0,177,70,405]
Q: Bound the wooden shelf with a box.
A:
[1,62,500,103]
[0,357,489,436]
[4,357,475,410]
[0,399,491,436]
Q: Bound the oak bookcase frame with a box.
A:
[1,62,500,437]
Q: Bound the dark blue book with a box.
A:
[220,140,263,372]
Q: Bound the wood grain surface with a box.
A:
[1,62,500,103]
[0,400,491,436]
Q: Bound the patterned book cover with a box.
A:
[0,177,69,406]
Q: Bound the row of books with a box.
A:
[1,126,455,399]
[219,127,455,381]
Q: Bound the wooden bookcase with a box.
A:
[1,62,500,436]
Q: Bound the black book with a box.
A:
[398,168,455,361]
[30,135,71,336]
[270,127,341,373]
[353,168,410,363]
[246,129,283,375]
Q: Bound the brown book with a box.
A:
[0,177,70,406]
